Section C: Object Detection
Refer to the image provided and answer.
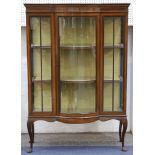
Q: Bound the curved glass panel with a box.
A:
[59,16,96,114]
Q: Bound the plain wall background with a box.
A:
[21,26,133,133]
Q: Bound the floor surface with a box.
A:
[21,132,133,154]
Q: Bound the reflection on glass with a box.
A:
[103,16,123,112]
[30,16,52,112]
[59,16,96,114]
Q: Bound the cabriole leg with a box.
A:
[27,120,34,153]
[32,123,34,143]
[121,118,128,152]
[119,120,123,142]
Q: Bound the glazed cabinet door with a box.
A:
[28,15,53,113]
[57,15,98,114]
[102,15,126,113]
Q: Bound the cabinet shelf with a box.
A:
[104,79,122,83]
[32,79,51,83]
[60,44,124,50]
[60,44,96,50]
[104,44,124,48]
[31,45,51,49]
[61,79,96,84]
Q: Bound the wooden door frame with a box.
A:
[26,13,56,116]
[100,12,128,115]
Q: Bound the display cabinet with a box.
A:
[25,3,130,153]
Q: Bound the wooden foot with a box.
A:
[27,120,34,153]
[32,122,34,143]
[120,118,128,151]
[27,147,32,153]
[121,147,128,152]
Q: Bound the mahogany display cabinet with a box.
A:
[24,3,130,153]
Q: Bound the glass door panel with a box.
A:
[103,16,124,112]
[30,17,52,112]
[59,16,96,114]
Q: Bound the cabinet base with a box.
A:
[27,116,128,153]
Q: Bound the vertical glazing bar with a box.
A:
[112,17,115,111]
[102,16,104,112]
[51,14,54,113]
[58,18,61,113]
[31,48,34,111]
[120,17,123,109]
[40,17,43,112]
[30,20,34,111]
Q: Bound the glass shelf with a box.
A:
[61,79,96,84]
[104,79,122,83]
[32,79,51,83]
[104,44,124,49]
[60,44,96,50]
[31,45,51,49]
[104,76,123,83]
